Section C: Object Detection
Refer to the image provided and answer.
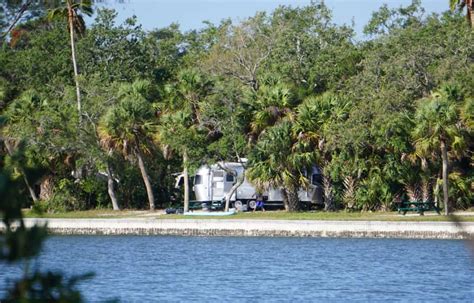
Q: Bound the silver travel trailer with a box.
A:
[176,160,323,210]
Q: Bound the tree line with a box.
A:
[0,0,472,214]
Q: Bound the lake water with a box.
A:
[1,236,473,302]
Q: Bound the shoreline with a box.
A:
[2,218,474,240]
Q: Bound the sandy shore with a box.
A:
[2,218,473,239]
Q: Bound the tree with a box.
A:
[0,136,91,302]
[364,0,425,36]
[98,80,157,210]
[244,78,298,211]
[48,0,93,122]
[247,120,313,211]
[0,0,57,41]
[157,110,204,212]
[294,93,354,211]
[80,79,122,211]
[203,14,274,92]
[2,90,81,203]
[450,0,474,28]
[412,86,465,215]
[78,9,154,83]
[269,2,358,93]
[157,68,213,212]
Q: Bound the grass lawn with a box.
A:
[22,209,474,222]
[22,209,148,219]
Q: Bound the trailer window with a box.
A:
[226,174,235,182]
[194,175,203,185]
[312,174,322,185]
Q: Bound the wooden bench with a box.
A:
[397,201,441,215]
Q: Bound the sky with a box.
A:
[93,0,448,37]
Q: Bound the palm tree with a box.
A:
[98,80,157,210]
[412,86,465,215]
[450,0,474,28]
[2,91,45,203]
[158,69,212,213]
[48,0,93,121]
[247,79,292,141]
[105,158,120,211]
[157,110,192,212]
[294,93,351,211]
[245,79,303,211]
[247,121,313,211]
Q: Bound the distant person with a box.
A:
[254,192,265,212]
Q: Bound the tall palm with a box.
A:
[157,109,194,213]
[450,0,474,28]
[412,86,465,215]
[294,93,351,210]
[245,79,302,211]
[98,80,157,210]
[159,69,212,212]
[48,0,93,121]
[2,91,45,203]
[247,120,313,211]
[247,79,292,140]
[172,69,213,124]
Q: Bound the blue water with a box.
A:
[1,236,473,302]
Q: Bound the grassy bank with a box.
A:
[22,209,474,222]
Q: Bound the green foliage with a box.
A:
[47,0,93,36]
[0,147,91,302]
[78,9,154,83]
[0,2,472,214]
[31,176,108,213]
[355,171,394,211]
[3,271,93,302]
[413,85,464,157]
[46,178,80,212]
[99,80,157,156]
[364,0,425,36]
[448,171,474,209]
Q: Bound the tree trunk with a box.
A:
[434,173,441,208]
[467,2,473,28]
[225,171,244,212]
[135,147,155,210]
[39,175,54,201]
[440,140,449,215]
[67,1,82,122]
[286,188,300,212]
[183,150,189,213]
[421,179,431,203]
[4,140,38,202]
[323,175,335,211]
[0,1,32,41]
[106,162,120,211]
[280,189,290,211]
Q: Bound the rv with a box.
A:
[175,160,323,210]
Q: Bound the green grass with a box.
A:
[22,209,474,222]
[164,210,474,222]
[22,209,148,219]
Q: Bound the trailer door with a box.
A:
[211,170,225,200]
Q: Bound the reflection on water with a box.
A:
[1,236,473,302]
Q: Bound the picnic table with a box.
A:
[397,201,441,216]
[187,200,225,211]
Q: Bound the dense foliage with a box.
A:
[0,1,472,213]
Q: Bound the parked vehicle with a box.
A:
[175,160,323,210]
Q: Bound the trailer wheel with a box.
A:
[234,200,243,210]
[248,200,256,210]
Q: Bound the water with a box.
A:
[1,236,473,302]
